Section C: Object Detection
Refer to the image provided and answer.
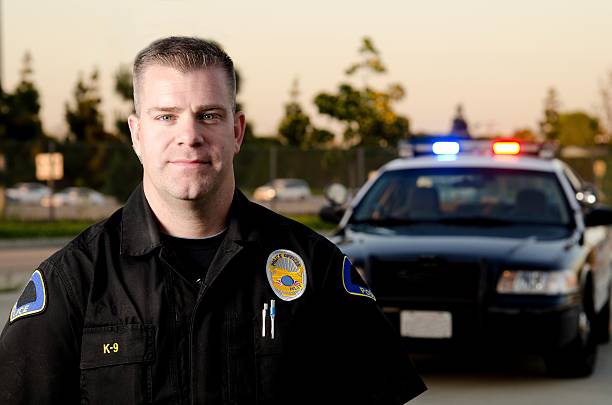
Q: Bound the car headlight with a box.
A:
[496,269,578,295]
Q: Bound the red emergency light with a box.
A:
[492,141,521,155]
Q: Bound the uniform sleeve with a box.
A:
[316,246,427,404]
[0,260,81,404]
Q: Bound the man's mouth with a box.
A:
[169,159,211,166]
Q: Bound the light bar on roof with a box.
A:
[493,141,521,155]
[432,141,460,155]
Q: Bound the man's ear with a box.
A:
[233,111,246,155]
[128,114,142,162]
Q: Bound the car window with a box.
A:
[352,168,571,226]
[286,179,307,188]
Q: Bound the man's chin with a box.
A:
[167,185,213,202]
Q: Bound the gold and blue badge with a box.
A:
[266,249,307,301]
[342,256,376,300]
[10,269,47,323]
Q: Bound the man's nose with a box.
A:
[176,117,203,146]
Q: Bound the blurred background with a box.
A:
[1,1,612,403]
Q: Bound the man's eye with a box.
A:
[199,113,221,121]
[157,114,174,121]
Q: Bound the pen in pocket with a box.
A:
[270,299,276,339]
[262,303,268,337]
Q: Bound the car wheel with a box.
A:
[595,291,610,344]
[545,290,598,377]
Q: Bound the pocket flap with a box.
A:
[80,324,155,370]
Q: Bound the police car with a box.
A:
[326,137,612,377]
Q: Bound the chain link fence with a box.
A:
[1,140,611,207]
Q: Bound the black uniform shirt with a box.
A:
[161,230,227,285]
[0,184,426,404]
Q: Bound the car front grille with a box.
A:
[369,257,484,303]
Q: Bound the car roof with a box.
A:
[381,154,563,173]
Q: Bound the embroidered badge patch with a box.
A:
[342,256,376,300]
[10,269,47,323]
[266,249,307,301]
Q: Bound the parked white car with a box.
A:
[6,182,51,204]
[41,187,107,207]
[253,179,311,202]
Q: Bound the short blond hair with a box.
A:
[133,36,236,114]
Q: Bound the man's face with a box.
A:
[129,65,245,204]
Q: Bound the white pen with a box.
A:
[270,299,276,339]
[262,303,268,337]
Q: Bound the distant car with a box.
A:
[41,187,107,207]
[253,179,312,202]
[6,182,51,204]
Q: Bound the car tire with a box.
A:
[545,289,597,378]
[595,292,610,344]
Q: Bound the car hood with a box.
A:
[335,226,577,268]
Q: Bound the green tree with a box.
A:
[0,91,8,139]
[558,112,600,147]
[0,52,44,141]
[113,64,134,142]
[314,37,409,147]
[114,65,134,103]
[345,37,386,76]
[65,68,114,143]
[234,68,259,141]
[599,69,612,140]
[278,79,333,148]
[539,87,561,141]
[512,128,538,142]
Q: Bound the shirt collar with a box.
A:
[120,183,259,256]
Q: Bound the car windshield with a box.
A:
[351,168,572,227]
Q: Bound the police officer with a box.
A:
[0,37,426,404]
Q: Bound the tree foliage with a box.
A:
[278,79,333,149]
[114,64,134,104]
[511,128,539,142]
[0,52,44,141]
[314,37,409,147]
[599,69,612,139]
[234,68,259,142]
[65,68,115,143]
[113,64,134,142]
[345,37,386,76]
[539,87,561,142]
[558,112,600,147]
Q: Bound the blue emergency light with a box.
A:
[432,141,460,155]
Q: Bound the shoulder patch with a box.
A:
[266,249,307,301]
[342,257,376,300]
[10,269,47,323]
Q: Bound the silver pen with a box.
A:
[262,303,268,337]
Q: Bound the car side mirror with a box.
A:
[584,205,612,227]
[319,205,345,224]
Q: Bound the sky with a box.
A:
[2,0,612,138]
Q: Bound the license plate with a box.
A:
[400,310,452,338]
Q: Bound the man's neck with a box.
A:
[143,182,234,239]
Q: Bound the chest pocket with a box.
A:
[253,313,289,405]
[80,324,156,404]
